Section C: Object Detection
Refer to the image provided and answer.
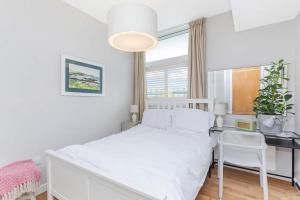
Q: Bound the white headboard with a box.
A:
[145,99,214,112]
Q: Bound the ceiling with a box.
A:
[63,0,300,32]
[231,0,300,31]
[63,0,231,31]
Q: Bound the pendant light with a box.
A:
[107,4,158,52]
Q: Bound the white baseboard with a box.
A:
[223,165,291,182]
[295,178,300,193]
[37,183,47,195]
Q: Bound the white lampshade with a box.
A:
[214,103,227,115]
[107,4,158,52]
[130,105,139,113]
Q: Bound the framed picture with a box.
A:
[61,55,104,96]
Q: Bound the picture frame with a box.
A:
[61,55,105,96]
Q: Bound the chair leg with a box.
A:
[259,168,263,187]
[219,161,224,199]
[218,135,224,199]
[261,167,268,200]
[261,148,268,200]
[217,159,221,179]
[217,162,219,179]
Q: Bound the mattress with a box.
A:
[58,125,213,200]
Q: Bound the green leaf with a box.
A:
[284,94,292,101]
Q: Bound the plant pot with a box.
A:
[257,114,284,134]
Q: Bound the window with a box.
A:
[145,33,188,98]
[146,33,188,62]
[146,57,188,98]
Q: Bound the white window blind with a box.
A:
[146,70,165,98]
[146,56,188,98]
[167,66,187,97]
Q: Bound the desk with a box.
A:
[209,126,300,186]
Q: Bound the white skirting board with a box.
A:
[223,164,290,181]
[37,183,47,195]
[295,178,300,193]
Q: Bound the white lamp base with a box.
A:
[132,113,137,123]
[216,115,224,128]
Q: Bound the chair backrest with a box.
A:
[220,130,266,150]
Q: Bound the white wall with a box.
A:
[295,11,300,184]
[0,0,133,184]
[206,12,296,177]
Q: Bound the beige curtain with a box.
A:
[133,52,145,120]
[188,18,206,99]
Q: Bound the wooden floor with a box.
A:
[37,167,300,200]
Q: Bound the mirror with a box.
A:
[207,65,283,115]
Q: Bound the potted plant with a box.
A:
[253,59,293,134]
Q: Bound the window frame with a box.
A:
[145,55,188,99]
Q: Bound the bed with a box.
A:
[46,99,215,200]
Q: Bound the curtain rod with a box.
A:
[158,24,189,41]
[158,17,206,40]
[158,28,189,40]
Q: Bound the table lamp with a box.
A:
[214,103,227,127]
[130,105,139,123]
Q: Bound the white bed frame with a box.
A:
[46,99,213,200]
[145,98,213,111]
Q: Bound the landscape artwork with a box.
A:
[61,55,104,96]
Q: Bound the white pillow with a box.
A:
[142,109,173,129]
[172,108,215,133]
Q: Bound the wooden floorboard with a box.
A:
[36,192,47,200]
[38,167,300,200]
[197,167,300,200]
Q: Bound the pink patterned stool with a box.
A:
[0,160,41,200]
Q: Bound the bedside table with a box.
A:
[121,120,139,131]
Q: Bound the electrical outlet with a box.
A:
[32,156,42,166]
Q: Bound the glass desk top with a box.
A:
[210,126,300,139]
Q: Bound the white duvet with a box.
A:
[59,125,213,200]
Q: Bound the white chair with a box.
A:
[218,130,268,200]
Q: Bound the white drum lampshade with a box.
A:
[107,4,158,52]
